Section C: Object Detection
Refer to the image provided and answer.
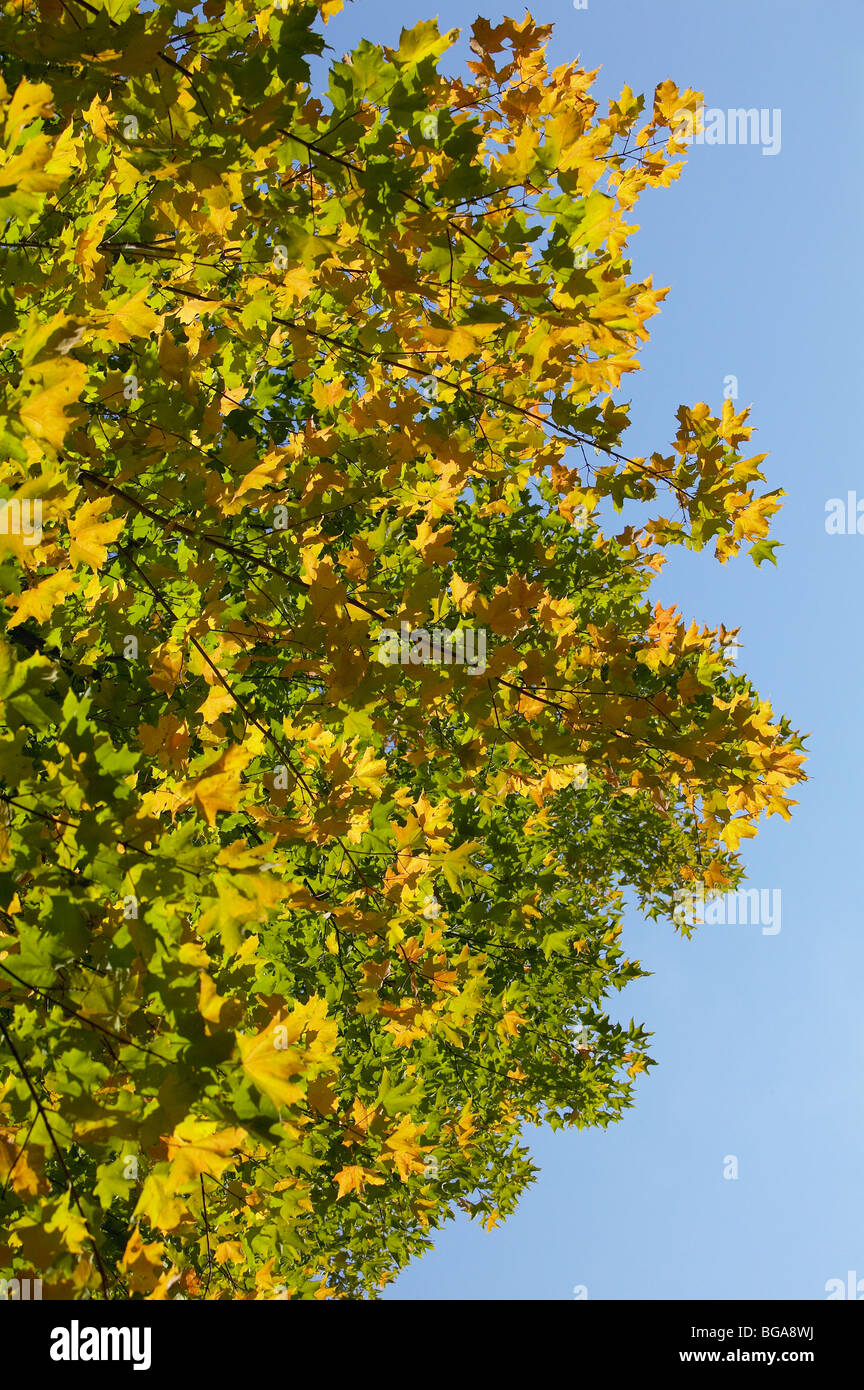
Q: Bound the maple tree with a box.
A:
[0,0,805,1300]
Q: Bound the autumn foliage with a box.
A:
[0,0,804,1298]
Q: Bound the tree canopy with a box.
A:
[0,0,805,1299]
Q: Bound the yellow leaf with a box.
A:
[147,642,183,694]
[214,1240,245,1264]
[138,712,190,767]
[676,669,704,703]
[121,1227,165,1293]
[720,819,758,852]
[353,744,387,796]
[4,79,54,143]
[104,286,162,344]
[380,1115,428,1180]
[45,1192,90,1254]
[237,996,336,1109]
[68,497,125,569]
[133,1174,186,1233]
[18,358,86,449]
[183,744,252,825]
[198,972,243,1028]
[0,1128,44,1197]
[333,1165,385,1200]
[228,449,288,509]
[307,1077,338,1116]
[164,1119,247,1185]
[74,188,116,279]
[7,570,76,628]
[198,682,235,725]
[177,940,211,969]
[411,519,455,565]
[497,1009,525,1039]
[280,265,315,302]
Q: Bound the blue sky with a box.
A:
[318,0,863,1299]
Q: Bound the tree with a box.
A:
[0,0,804,1299]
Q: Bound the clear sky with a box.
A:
[317,0,863,1299]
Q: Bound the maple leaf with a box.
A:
[333,1165,386,1200]
[133,1175,187,1234]
[74,188,116,279]
[182,745,252,826]
[411,519,456,565]
[720,819,758,852]
[7,571,76,629]
[352,744,388,796]
[198,682,235,725]
[0,1128,44,1197]
[121,1228,166,1294]
[147,642,184,694]
[164,1120,247,1185]
[237,997,337,1109]
[68,498,126,570]
[18,359,86,449]
[497,1010,526,1039]
[104,286,163,343]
